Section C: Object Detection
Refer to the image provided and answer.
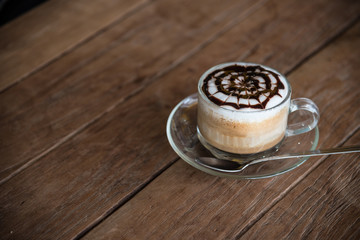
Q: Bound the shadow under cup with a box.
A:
[197,62,320,161]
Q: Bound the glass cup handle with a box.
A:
[286,98,320,137]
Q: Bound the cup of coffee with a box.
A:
[197,62,319,158]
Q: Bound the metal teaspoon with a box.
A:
[195,145,360,173]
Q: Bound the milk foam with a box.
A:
[200,63,290,112]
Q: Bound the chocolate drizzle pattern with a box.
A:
[202,65,285,109]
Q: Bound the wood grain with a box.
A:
[0,0,264,182]
[82,20,360,240]
[0,0,359,239]
[0,0,148,92]
[240,131,360,239]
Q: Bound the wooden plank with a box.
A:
[0,0,148,92]
[0,0,359,239]
[240,131,360,239]
[81,20,360,239]
[0,0,264,182]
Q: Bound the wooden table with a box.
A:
[1,0,359,239]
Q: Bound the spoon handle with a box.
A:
[255,145,360,164]
[196,145,360,173]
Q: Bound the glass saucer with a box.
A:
[166,94,319,179]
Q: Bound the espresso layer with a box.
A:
[202,64,288,110]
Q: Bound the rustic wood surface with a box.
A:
[82,21,360,240]
[0,0,359,239]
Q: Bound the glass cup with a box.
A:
[197,62,320,159]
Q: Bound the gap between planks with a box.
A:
[282,16,360,77]
[0,0,269,186]
[234,124,360,239]
[0,0,153,95]
[73,157,180,240]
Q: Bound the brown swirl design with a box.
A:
[202,64,285,109]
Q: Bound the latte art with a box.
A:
[202,65,286,110]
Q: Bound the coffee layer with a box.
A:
[202,64,288,110]
[197,96,289,154]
